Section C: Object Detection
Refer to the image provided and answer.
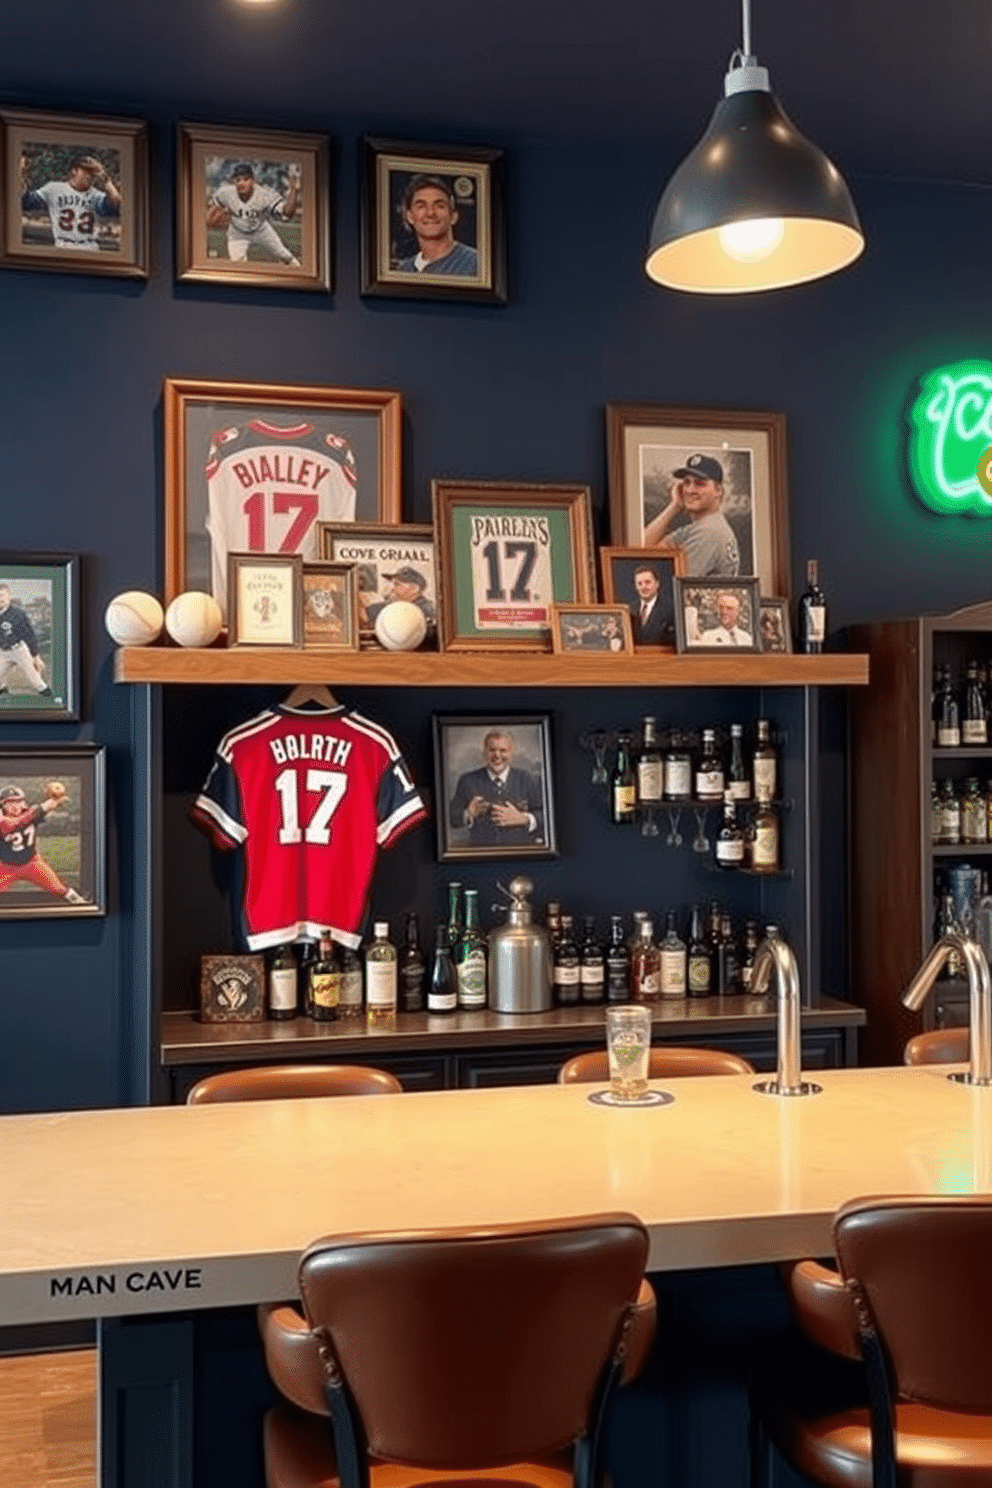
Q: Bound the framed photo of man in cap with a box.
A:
[605,405,791,599]
[318,522,438,650]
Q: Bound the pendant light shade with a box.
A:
[646,52,864,294]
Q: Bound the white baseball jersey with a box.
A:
[212,181,286,238]
[25,182,115,250]
[206,419,358,612]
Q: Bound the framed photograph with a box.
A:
[433,714,557,862]
[1,109,148,278]
[0,553,79,721]
[163,377,402,618]
[318,522,438,650]
[227,553,302,649]
[302,562,359,651]
[550,604,633,655]
[432,480,596,652]
[606,405,790,598]
[0,744,106,919]
[674,577,762,654]
[176,122,331,291]
[759,596,793,654]
[361,136,506,305]
[600,545,686,652]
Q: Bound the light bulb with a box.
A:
[717,217,786,263]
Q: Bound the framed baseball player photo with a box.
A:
[318,522,438,650]
[176,122,331,291]
[0,743,106,920]
[1,108,149,278]
[0,553,80,722]
[163,377,402,622]
[550,603,634,656]
[606,405,791,600]
[433,714,558,863]
[361,136,507,305]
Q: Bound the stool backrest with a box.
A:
[902,1027,969,1066]
[186,1063,402,1103]
[298,1213,649,1469]
[834,1195,992,1412]
[558,1046,754,1083]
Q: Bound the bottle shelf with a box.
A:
[933,843,992,856]
[932,747,992,760]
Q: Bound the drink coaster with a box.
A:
[587,1089,674,1109]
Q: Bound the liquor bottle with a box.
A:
[716,913,740,995]
[962,661,988,745]
[267,943,298,1021]
[338,945,364,1019]
[628,909,649,949]
[750,799,780,873]
[454,888,488,1010]
[686,904,712,998]
[937,668,961,747]
[309,930,340,1021]
[298,938,318,1017]
[637,716,664,807]
[659,910,687,998]
[612,733,637,824]
[938,778,961,846]
[365,921,397,1026]
[545,900,563,949]
[446,881,463,945]
[739,920,761,993]
[398,911,427,1013]
[606,915,631,1003]
[715,795,745,869]
[935,891,963,978]
[726,723,750,802]
[707,900,723,960]
[931,779,944,844]
[630,917,661,1003]
[427,926,458,1015]
[663,731,693,802]
[752,719,777,804]
[931,665,944,746]
[962,777,988,845]
[553,913,581,1006]
[797,558,827,654]
[579,915,606,1005]
[695,728,725,802]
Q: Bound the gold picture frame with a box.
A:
[227,552,302,649]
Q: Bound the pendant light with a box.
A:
[645,0,864,294]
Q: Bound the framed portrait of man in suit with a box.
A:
[599,545,686,652]
[432,714,558,862]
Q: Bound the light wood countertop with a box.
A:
[1,1064,987,1325]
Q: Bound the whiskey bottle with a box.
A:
[612,733,637,824]
[365,921,397,1026]
[338,945,364,1019]
[553,913,581,1006]
[628,909,649,950]
[427,926,458,1015]
[797,558,827,654]
[715,795,745,869]
[963,661,988,745]
[398,911,427,1013]
[750,799,780,873]
[267,943,298,1021]
[606,915,631,1003]
[630,917,661,1003]
[309,930,340,1022]
[636,716,664,807]
[454,888,488,1010]
[726,724,750,802]
[579,915,606,1005]
[659,910,687,998]
[740,920,760,993]
[752,719,778,804]
[716,913,741,995]
[695,728,725,802]
[298,938,318,1017]
[937,668,961,748]
[687,904,712,999]
[664,731,693,802]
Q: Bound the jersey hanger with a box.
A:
[283,684,339,709]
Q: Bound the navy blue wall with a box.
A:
[1,103,989,1112]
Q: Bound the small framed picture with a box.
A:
[318,522,438,649]
[674,577,762,654]
[1,109,148,277]
[176,122,331,290]
[550,604,633,655]
[0,553,79,721]
[759,597,792,654]
[433,714,557,863]
[227,553,302,648]
[0,744,106,919]
[361,136,506,304]
[599,545,686,651]
[302,562,359,651]
[199,954,265,1023]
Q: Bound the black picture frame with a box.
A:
[0,552,80,722]
[0,743,106,918]
[432,714,557,863]
[674,577,762,654]
[361,136,507,305]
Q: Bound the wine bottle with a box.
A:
[687,904,712,999]
[606,915,631,1003]
[398,910,427,1013]
[427,925,458,1015]
[553,913,581,1007]
[937,668,961,748]
[726,724,750,802]
[579,915,606,1005]
[612,733,637,824]
[797,558,827,653]
[963,661,987,745]
[695,728,724,802]
[267,943,298,1021]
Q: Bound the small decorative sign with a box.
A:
[199,953,265,1022]
[907,359,992,516]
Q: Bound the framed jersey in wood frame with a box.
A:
[0,552,80,722]
[0,743,106,919]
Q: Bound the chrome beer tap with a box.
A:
[902,932,992,1086]
[751,930,822,1097]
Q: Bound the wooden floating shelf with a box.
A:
[115,647,869,689]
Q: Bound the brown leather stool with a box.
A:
[558,1046,755,1083]
[186,1063,403,1103]
[756,1194,992,1488]
[902,1027,970,1067]
[259,1213,657,1488]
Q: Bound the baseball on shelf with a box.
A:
[373,600,428,652]
[165,591,224,648]
[104,591,164,646]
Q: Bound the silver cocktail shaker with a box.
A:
[488,876,552,1013]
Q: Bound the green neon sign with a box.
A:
[907,359,992,516]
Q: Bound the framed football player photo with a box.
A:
[0,108,149,278]
[0,743,106,920]
[163,377,402,623]
[0,552,80,722]
[361,136,507,305]
[318,522,438,650]
[433,713,558,863]
[176,122,332,291]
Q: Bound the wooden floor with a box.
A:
[0,1349,97,1488]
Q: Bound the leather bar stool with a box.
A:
[902,1027,970,1067]
[755,1193,992,1487]
[187,1063,403,1103]
[259,1213,657,1488]
[558,1046,755,1083]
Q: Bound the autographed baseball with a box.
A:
[165,591,224,648]
[373,600,428,652]
[104,591,164,646]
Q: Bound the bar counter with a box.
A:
[2,1062,989,1327]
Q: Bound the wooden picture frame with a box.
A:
[606,404,790,598]
[759,596,793,654]
[0,743,106,918]
[318,521,438,650]
[361,136,506,305]
[432,713,557,862]
[432,480,596,652]
[674,576,762,654]
[163,377,402,618]
[302,562,359,651]
[600,545,686,652]
[0,552,80,721]
[176,121,331,291]
[550,603,633,655]
[1,108,148,278]
[227,553,302,649]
